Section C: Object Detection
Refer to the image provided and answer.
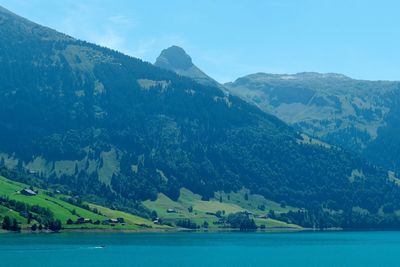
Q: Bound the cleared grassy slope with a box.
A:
[144,188,301,229]
[213,188,298,214]
[0,175,300,231]
[0,176,105,222]
[0,204,26,223]
[0,176,156,230]
[88,203,170,229]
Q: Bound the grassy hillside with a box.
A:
[0,176,156,231]
[144,188,301,229]
[213,188,297,214]
[0,177,104,223]
[0,204,26,223]
[87,203,168,229]
[0,174,299,231]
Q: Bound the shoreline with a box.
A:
[6,227,400,235]
[0,226,308,234]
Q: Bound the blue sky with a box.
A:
[1,0,400,82]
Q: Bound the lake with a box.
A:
[1,231,399,267]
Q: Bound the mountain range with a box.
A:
[1,5,400,229]
[155,45,400,174]
[225,72,400,172]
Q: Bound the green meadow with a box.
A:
[87,203,170,229]
[0,176,155,230]
[144,188,301,229]
[0,175,300,231]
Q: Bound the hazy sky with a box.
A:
[1,0,400,82]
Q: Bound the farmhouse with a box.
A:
[167,208,177,213]
[109,218,119,224]
[75,217,93,224]
[20,188,37,196]
[76,217,85,224]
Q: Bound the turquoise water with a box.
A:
[1,231,400,267]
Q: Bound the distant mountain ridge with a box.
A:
[153,46,400,172]
[224,72,400,171]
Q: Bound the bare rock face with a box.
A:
[155,46,194,71]
[155,46,221,88]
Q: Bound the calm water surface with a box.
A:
[1,231,399,267]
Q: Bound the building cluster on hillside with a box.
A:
[66,217,125,225]
[102,218,125,225]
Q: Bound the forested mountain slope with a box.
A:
[225,72,400,172]
[1,6,400,228]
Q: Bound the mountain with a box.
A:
[154,46,221,88]
[154,47,400,173]
[225,72,400,172]
[2,6,400,229]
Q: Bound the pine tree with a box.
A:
[2,216,11,230]
[11,218,20,231]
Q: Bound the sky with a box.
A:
[1,0,400,83]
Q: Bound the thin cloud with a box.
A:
[108,15,136,27]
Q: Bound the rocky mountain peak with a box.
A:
[155,45,193,71]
